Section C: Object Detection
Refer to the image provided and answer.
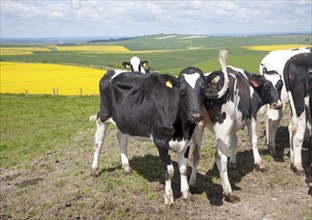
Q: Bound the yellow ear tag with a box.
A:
[166,81,173,88]
[211,75,221,84]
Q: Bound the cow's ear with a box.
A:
[122,62,131,69]
[141,61,149,68]
[250,76,264,88]
[158,74,179,88]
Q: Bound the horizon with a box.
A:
[1,1,311,39]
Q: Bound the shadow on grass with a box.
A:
[98,149,258,206]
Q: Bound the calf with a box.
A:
[190,62,283,202]
[91,53,229,204]
[259,48,312,174]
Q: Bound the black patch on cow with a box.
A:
[283,52,312,117]
[184,145,190,159]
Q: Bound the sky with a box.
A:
[1,0,311,38]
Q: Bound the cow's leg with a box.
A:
[178,145,191,199]
[215,138,240,203]
[91,118,109,177]
[229,132,238,168]
[117,131,132,174]
[266,108,283,156]
[248,118,264,171]
[156,141,174,205]
[190,122,205,187]
[289,113,305,175]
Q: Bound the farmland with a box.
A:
[1,62,104,95]
[1,34,311,95]
[0,34,312,219]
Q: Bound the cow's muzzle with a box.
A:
[270,101,283,110]
[190,112,204,123]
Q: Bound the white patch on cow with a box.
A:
[130,56,144,73]
[204,71,212,77]
[228,65,248,80]
[259,48,310,76]
[263,73,281,89]
[183,72,200,89]
[107,117,116,126]
[169,139,188,153]
[111,70,126,80]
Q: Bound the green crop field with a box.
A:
[1,34,311,74]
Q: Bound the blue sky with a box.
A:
[1,0,311,38]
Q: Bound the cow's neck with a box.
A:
[172,101,196,141]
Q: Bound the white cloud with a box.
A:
[0,0,311,38]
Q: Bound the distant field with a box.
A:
[243,44,311,51]
[54,45,129,52]
[0,62,104,95]
[1,34,311,95]
[0,47,51,56]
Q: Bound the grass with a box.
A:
[0,94,311,219]
[0,94,99,169]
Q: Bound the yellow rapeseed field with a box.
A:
[0,62,105,95]
[55,45,129,52]
[0,47,51,56]
[242,44,311,51]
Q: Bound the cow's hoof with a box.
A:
[91,168,99,178]
[182,190,192,199]
[254,164,268,172]
[291,166,305,176]
[123,166,132,174]
[224,193,240,203]
[189,176,196,187]
[164,193,174,205]
[229,162,237,169]
[268,146,276,156]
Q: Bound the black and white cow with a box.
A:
[91,53,229,204]
[259,48,312,175]
[89,56,150,122]
[190,58,283,202]
[122,56,150,74]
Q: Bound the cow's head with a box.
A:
[122,56,150,74]
[178,67,206,123]
[250,74,283,109]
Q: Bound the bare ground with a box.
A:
[1,110,312,219]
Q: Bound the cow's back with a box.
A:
[108,73,179,138]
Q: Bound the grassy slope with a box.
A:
[0,94,99,169]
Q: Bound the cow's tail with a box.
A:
[216,50,229,98]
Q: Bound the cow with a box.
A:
[190,57,283,203]
[122,56,150,74]
[259,48,312,175]
[89,56,150,122]
[91,51,229,204]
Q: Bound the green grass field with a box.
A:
[1,34,311,73]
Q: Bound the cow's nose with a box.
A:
[191,112,203,122]
[271,101,283,110]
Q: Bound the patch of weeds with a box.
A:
[43,200,55,209]
[148,192,157,200]
[304,206,312,220]
[105,178,122,191]
[27,207,37,218]
[55,179,65,188]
